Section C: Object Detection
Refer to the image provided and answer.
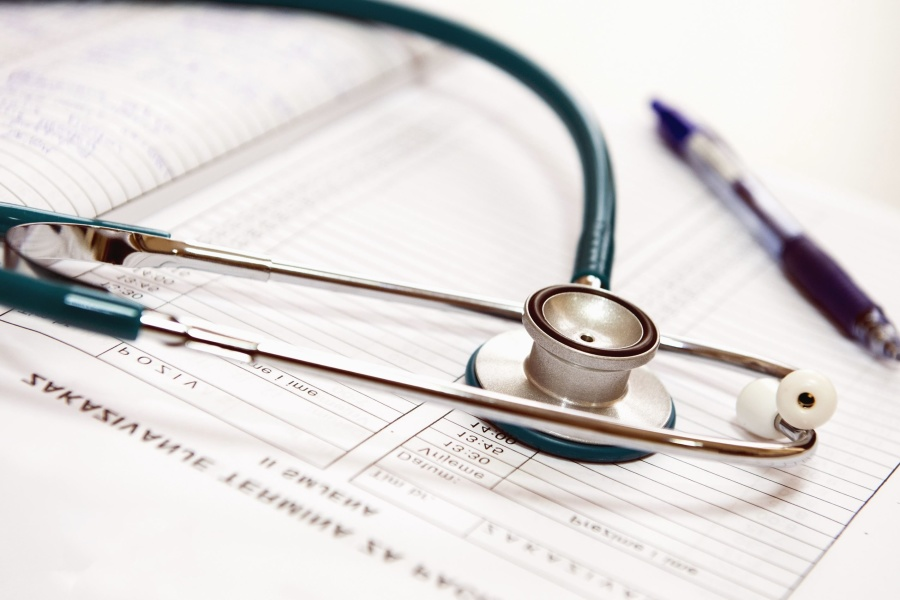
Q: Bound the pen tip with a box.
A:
[855,309,900,362]
[873,335,900,361]
[885,340,900,361]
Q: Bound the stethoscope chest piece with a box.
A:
[467,284,675,462]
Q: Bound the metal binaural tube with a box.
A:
[5,222,524,319]
[139,310,816,466]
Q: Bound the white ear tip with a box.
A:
[736,378,781,439]
[776,369,837,430]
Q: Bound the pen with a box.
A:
[651,99,900,361]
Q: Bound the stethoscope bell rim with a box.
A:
[468,284,676,462]
[525,285,659,365]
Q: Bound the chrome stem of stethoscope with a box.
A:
[4,222,525,320]
[658,336,792,378]
[138,309,815,466]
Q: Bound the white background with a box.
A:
[412,0,900,211]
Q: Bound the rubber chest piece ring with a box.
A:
[465,346,677,463]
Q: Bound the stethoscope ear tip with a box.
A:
[737,370,837,438]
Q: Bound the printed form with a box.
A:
[0,5,898,599]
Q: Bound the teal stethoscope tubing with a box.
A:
[0,205,169,339]
[0,0,615,338]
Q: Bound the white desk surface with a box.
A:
[412,0,900,212]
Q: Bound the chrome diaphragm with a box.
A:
[470,284,675,460]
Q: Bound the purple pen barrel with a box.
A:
[652,99,900,360]
[782,235,870,327]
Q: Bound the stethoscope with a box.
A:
[0,0,836,466]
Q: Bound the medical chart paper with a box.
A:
[1,4,899,599]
